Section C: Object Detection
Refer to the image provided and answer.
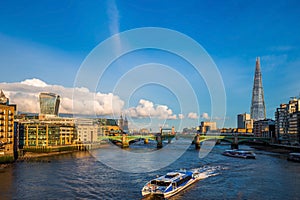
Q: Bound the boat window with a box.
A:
[165,174,178,178]
[176,176,192,186]
[151,180,170,187]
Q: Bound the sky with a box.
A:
[0,0,300,131]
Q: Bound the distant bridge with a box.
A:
[192,134,272,149]
[98,133,272,149]
[98,133,175,148]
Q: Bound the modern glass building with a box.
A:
[39,92,60,116]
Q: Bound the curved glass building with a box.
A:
[39,92,60,116]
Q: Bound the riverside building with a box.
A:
[19,118,76,148]
[76,118,101,143]
[198,121,217,133]
[275,97,300,144]
[237,113,253,129]
[0,90,16,160]
[17,92,76,149]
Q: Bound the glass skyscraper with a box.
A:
[39,92,60,116]
[250,57,266,121]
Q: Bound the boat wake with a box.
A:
[190,165,221,180]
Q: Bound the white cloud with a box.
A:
[20,78,47,87]
[0,78,124,115]
[187,112,198,119]
[201,112,210,120]
[178,114,184,119]
[0,79,179,121]
[125,99,176,120]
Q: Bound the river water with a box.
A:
[0,139,299,200]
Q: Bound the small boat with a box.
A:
[222,149,256,159]
[287,152,300,162]
[141,169,206,198]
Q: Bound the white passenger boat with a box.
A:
[222,149,256,159]
[141,169,206,198]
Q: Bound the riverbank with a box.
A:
[0,151,76,169]
[18,150,79,161]
[0,163,11,170]
[0,143,108,168]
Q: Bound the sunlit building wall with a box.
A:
[253,119,275,138]
[0,104,15,157]
[199,121,217,133]
[0,90,16,159]
[20,119,76,147]
[237,113,253,129]
[76,119,100,143]
[275,97,300,143]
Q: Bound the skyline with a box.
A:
[0,1,300,130]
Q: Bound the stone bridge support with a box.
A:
[122,134,129,148]
[194,134,201,149]
[156,133,163,148]
[231,136,239,149]
[144,138,149,144]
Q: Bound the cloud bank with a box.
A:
[0,78,124,115]
[0,78,179,120]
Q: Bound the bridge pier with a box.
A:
[231,136,239,149]
[168,136,172,144]
[144,138,149,144]
[231,143,239,149]
[156,133,163,148]
[122,134,129,148]
[194,134,201,149]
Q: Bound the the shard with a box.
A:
[250,57,266,121]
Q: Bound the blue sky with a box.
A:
[0,0,299,130]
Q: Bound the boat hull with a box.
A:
[287,153,300,162]
[222,150,256,159]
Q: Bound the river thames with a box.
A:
[0,140,299,200]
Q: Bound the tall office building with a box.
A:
[237,113,253,129]
[39,92,60,118]
[250,57,266,121]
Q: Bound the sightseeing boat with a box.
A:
[287,152,300,162]
[222,149,256,159]
[141,169,205,198]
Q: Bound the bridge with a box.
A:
[98,133,175,148]
[193,134,272,149]
[98,132,272,149]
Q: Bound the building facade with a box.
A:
[98,118,121,136]
[253,119,275,138]
[0,90,17,160]
[237,113,253,129]
[76,118,101,143]
[19,118,76,148]
[0,104,15,157]
[275,97,300,143]
[199,121,217,133]
[250,57,266,121]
